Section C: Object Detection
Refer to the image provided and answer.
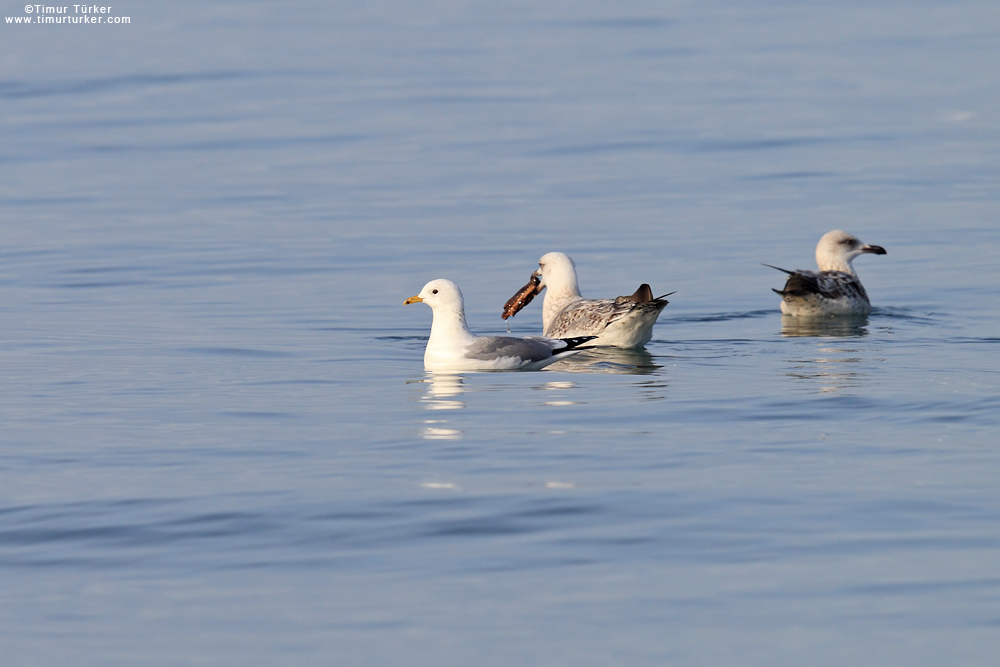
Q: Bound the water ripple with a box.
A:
[0,71,249,99]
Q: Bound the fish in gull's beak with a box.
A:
[501,274,543,320]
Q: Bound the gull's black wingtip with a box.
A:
[557,335,598,352]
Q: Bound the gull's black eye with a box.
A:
[432,289,438,294]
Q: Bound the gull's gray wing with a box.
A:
[464,336,558,362]
[464,335,595,362]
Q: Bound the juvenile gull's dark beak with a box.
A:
[862,244,887,255]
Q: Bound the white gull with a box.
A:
[767,230,887,316]
[405,279,593,371]
[503,252,671,349]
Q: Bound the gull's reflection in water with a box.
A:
[780,315,869,338]
[537,349,668,402]
[416,372,465,440]
[549,348,661,375]
[780,316,876,394]
[535,380,581,406]
[410,349,667,438]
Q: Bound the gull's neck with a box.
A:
[428,304,476,350]
[542,280,583,332]
[817,252,857,275]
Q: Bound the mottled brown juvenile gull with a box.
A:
[767,230,886,317]
[404,279,593,371]
[503,252,671,349]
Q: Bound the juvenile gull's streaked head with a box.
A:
[815,230,886,274]
[532,252,581,297]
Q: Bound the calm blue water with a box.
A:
[3,1,999,664]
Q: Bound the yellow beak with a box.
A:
[403,295,423,305]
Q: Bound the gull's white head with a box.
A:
[404,278,473,346]
[815,230,886,274]
[532,252,581,296]
[404,278,465,312]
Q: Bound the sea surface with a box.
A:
[2,1,999,665]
